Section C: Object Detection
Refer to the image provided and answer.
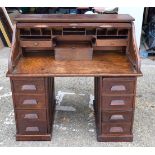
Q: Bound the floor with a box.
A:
[0,47,155,147]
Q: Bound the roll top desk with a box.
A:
[7,14,142,142]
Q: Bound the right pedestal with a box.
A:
[94,77,136,142]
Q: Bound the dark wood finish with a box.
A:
[102,111,133,122]
[101,95,135,110]
[17,120,48,135]
[7,14,142,142]
[15,14,135,23]
[102,77,136,95]
[16,109,47,121]
[94,77,136,142]
[10,77,55,141]
[102,122,132,134]
[12,77,45,93]
[14,94,46,109]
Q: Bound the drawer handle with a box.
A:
[109,127,123,133]
[26,127,39,132]
[23,99,38,105]
[111,85,126,91]
[21,85,37,91]
[33,42,39,46]
[24,114,38,119]
[110,100,125,106]
[110,115,124,120]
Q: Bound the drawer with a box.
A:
[102,111,133,123]
[101,95,134,110]
[17,120,48,135]
[20,40,52,48]
[55,42,93,60]
[102,123,132,134]
[14,94,46,109]
[16,109,47,121]
[12,78,45,94]
[102,78,136,95]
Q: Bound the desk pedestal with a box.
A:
[10,77,55,141]
[10,76,136,142]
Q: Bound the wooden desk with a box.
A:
[7,14,142,142]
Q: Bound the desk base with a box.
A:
[16,134,52,141]
[97,134,133,142]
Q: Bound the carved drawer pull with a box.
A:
[24,114,38,119]
[110,115,124,120]
[26,127,39,132]
[110,100,125,106]
[23,99,38,105]
[111,85,126,91]
[109,127,123,133]
[21,85,37,91]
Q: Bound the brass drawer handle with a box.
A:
[24,114,39,119]
[26,127,39,132]
[22,99,38,105]
[21,85,37,91]
[111,85,126,91]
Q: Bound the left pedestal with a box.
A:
[10,77,55,141]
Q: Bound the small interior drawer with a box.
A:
[16,109,47,121]
[55,42,93,60]
[20,40,52,48]
[102,123,132,134]
[12,78,45,94]
[101,95,134,110]
[17,120,48,135]
[14,94,46,109]
[102,111,133,123]
[96,39,128,47]
[102,78,136,95]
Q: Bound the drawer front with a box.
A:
[12,78,45,94]
[101,95,134,110]
[14,94,46,109]
[17,121,48,135]
[102,123,132,134]
[55,47,93,60]
[102,111,133,123]
[102,78,136,95]
[20,40,52,48]
[16,109,47,121]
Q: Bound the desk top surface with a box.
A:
[15,14,134,23]
[8,52,142,77]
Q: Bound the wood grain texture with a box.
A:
[8,52,142,77]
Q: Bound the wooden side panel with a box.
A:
[128,22,141,72]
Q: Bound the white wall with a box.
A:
[119,7,144,48]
